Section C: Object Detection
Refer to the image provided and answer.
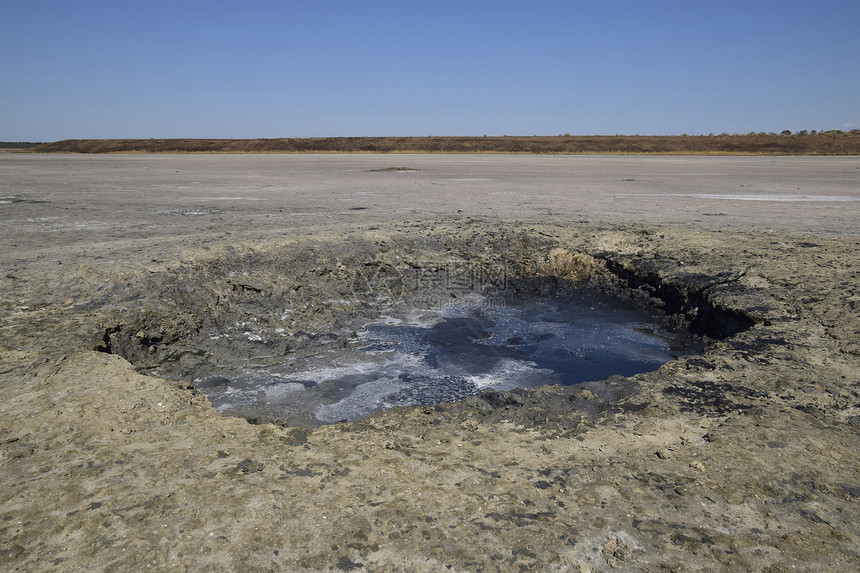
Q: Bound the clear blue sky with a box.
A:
[1,0,858,141]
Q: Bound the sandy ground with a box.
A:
[1,153,859,571]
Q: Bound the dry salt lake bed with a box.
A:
[1,152,859,571]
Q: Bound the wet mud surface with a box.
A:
[1,154,859,571]
[121,265,698,428]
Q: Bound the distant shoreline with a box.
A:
[25,133,860,155]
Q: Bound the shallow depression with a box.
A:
[195,293,697,426]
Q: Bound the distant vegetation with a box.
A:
[0,141,44,149]
[27,132,860,155]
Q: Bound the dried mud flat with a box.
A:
[1,154,859,571]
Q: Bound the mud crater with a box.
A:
[95,233,754,427]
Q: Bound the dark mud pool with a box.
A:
[195,294,697,426]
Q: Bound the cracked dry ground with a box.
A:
[1,153,859,572]
[1,221,858,572]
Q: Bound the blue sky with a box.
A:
[1,0,858,140]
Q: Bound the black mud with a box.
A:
[93,230,751,428]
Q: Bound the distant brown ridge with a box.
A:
[28,133,860,155]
